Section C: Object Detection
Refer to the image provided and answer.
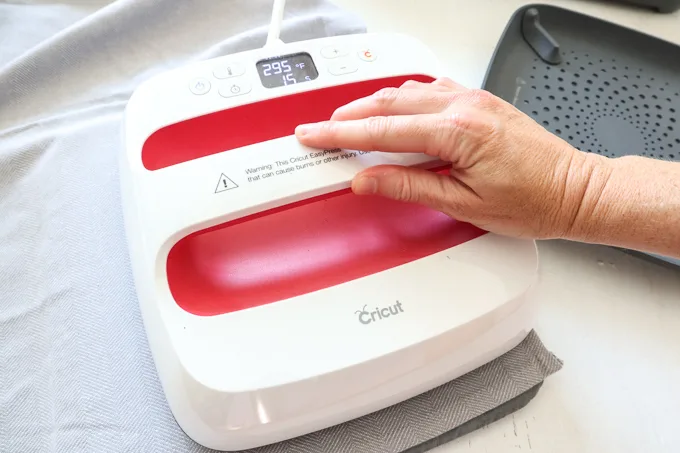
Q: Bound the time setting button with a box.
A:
[219,81,252,98]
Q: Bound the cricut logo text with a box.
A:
[355,301,404,325]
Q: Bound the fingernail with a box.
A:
[295,123,318,136]
[352,175,378,194]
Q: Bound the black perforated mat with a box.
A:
[482,3,680,265]
[521,54,680,158]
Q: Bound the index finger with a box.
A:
[295,112,483,158]
[295,114,438,155]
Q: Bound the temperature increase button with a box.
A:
[321,46,348,59]
[219,81,252,98]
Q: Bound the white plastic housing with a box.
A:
[120,32,540,451]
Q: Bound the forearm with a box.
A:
[566,154,680,259]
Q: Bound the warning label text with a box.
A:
[243,148,368,182]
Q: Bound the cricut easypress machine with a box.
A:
[119,1,540,450]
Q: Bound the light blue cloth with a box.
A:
[0,1,365,451]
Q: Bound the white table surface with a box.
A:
[330,1,680,452]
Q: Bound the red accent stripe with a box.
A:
[166,168,487,317]
[141,74,436,170]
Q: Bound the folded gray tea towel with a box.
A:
[0,1,561,452]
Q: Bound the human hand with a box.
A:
[295,77,612,240]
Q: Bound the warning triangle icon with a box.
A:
[214,173,239,193]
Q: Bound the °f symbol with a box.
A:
[215,173,238,193]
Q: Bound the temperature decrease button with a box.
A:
[328,59,358,76]
[189,77,211,95]
[358,49,377,62]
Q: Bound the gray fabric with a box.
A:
[240,330,562,453]
[0,2,562,453]
[403,382,545,453]
[0,1,364,452]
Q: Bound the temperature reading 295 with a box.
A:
[261,60,296,85]
[256,52,319,89]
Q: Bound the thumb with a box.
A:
[351,165,474,216]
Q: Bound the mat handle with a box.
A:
[521,8,562,65]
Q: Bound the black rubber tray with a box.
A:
[614,0,680,13]
[482,4,680,266]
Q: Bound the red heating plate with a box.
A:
[155,73,486,316]
[143,74,437,170]
[166,178,486,317]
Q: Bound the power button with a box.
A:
[358,49,377,62]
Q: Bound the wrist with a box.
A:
[561,153,680,258]
[554,150,615,243]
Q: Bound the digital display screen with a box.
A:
[256,52,319,88]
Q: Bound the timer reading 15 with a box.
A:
[256,52,319,89]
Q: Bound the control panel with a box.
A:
[187,44,378,100]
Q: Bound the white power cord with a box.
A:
[265,0,286,47]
